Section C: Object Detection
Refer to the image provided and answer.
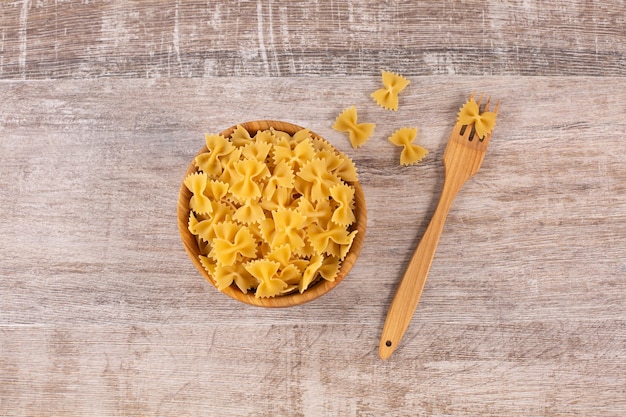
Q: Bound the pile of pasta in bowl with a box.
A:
[177,121,366,307]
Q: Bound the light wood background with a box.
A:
[1,1,625,416]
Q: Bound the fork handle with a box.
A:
[379,177,462,359]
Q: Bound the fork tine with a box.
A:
[484,97,501,114]
[483,95,491,111]
[493,99,501,114]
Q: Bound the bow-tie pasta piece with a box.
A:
[266,244,293,267]
[195,134,235,178]
[230,125,254,147]
[300,254,324,293]
[229,158,270,202]
[333,106,376,149]
[242,141,273,162]
[184,172,213,215]
[268,208,307,251]
[318,256,341,282]
[297,198,333,227]
[262,160,295,201]
[296,158,342,202]
[371,70,410,111]
[204,180,229,201]
[307,219,356,258]
[209,222,257,267]
[330,183,356,227]
[272,136,316,173]
[332,156,358,183]
[244,259,286,298]
[186,127,360,298]
[233,199,266,225]
[188,201,235,243]
[212,263,258,293]
[218,147,243,185]
[259,186,296,213]
[388,127,429,166]
[457,97,497,139]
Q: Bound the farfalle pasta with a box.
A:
[184,172,213,215]
[371,70,410,111]
[184,126,359,298]
[332,106,376,149]
[457,97,497,139]
[329,184,356,226]
[388,127,429,166]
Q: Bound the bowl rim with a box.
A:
[177,120,367,307]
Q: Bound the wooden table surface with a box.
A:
[1,1,625,416]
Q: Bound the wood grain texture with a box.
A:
[0,0,624,79]
[1,0,626,415]
[1,76,625,416]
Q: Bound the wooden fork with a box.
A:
[379,94,500,360]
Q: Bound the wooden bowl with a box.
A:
[177,120,367,307]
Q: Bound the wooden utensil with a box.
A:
[379,95,499,359]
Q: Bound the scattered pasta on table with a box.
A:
[371,70,410,111]
[332,106,376,149]
[388,127,429,166]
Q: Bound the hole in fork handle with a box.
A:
[458,124,478,142]
[469,126,477,142]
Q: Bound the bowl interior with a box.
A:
[177,120,366,307]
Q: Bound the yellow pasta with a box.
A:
[245,259,286,298]
[318,256,341,282]
[184,172,213,215]
[332,157,358,183]
[266,244,292,267]
[242,141,273,162]
[307,220,355,258]
[268,208,307,251]
[296,158,342,202]
[262,160,294,201]
[230,125,254,147]
[229,158,269,201]
[332,106,376,149]
[204,180,229,202]
[258,186,296,212]
[233,198,265,225]
[218,148,243,185]
[388,127,429,166]
[186,125,359,298]
[276,265,302,288]
[209,222,257,266]
[199,255,218,285]
[329,184,356,227]
[300,254,323,293]
[457,97,497,139]
[188,201,235,243]
[273,137,316,172]
[195,134,235,178]
[371,70,410,111]
[188,211,210,240]
[213,263,257,293]
[297,198,332,227]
